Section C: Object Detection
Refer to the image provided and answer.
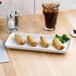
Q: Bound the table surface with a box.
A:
[0,10,76,76]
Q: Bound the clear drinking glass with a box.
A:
[7,10,20,33]
[42,1,60,31]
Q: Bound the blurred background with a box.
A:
[0,0,76,18]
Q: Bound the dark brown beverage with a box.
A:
[0,1,2,4]
[42,3,60,30]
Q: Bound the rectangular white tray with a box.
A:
[5,32,72,53]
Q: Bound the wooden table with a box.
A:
[0,10,76,76]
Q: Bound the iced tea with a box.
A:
[42,2,60,30]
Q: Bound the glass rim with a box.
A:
[42,1,60,8]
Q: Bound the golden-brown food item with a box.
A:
[53,38,64,50]
[40,36,50,47]
[27,35,38,47]
[15,34,25,45]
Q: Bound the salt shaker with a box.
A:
[7,13,16,33]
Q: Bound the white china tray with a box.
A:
[5,32,72,53]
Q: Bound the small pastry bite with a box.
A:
[15,34,25,45]
[27,35,38,47]
[40,36,50,47]
[53,38,64,50]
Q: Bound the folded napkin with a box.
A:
[0,40,9,63]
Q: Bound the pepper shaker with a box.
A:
[14,10,20,30]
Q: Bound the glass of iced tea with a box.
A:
[42,1,60,31]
